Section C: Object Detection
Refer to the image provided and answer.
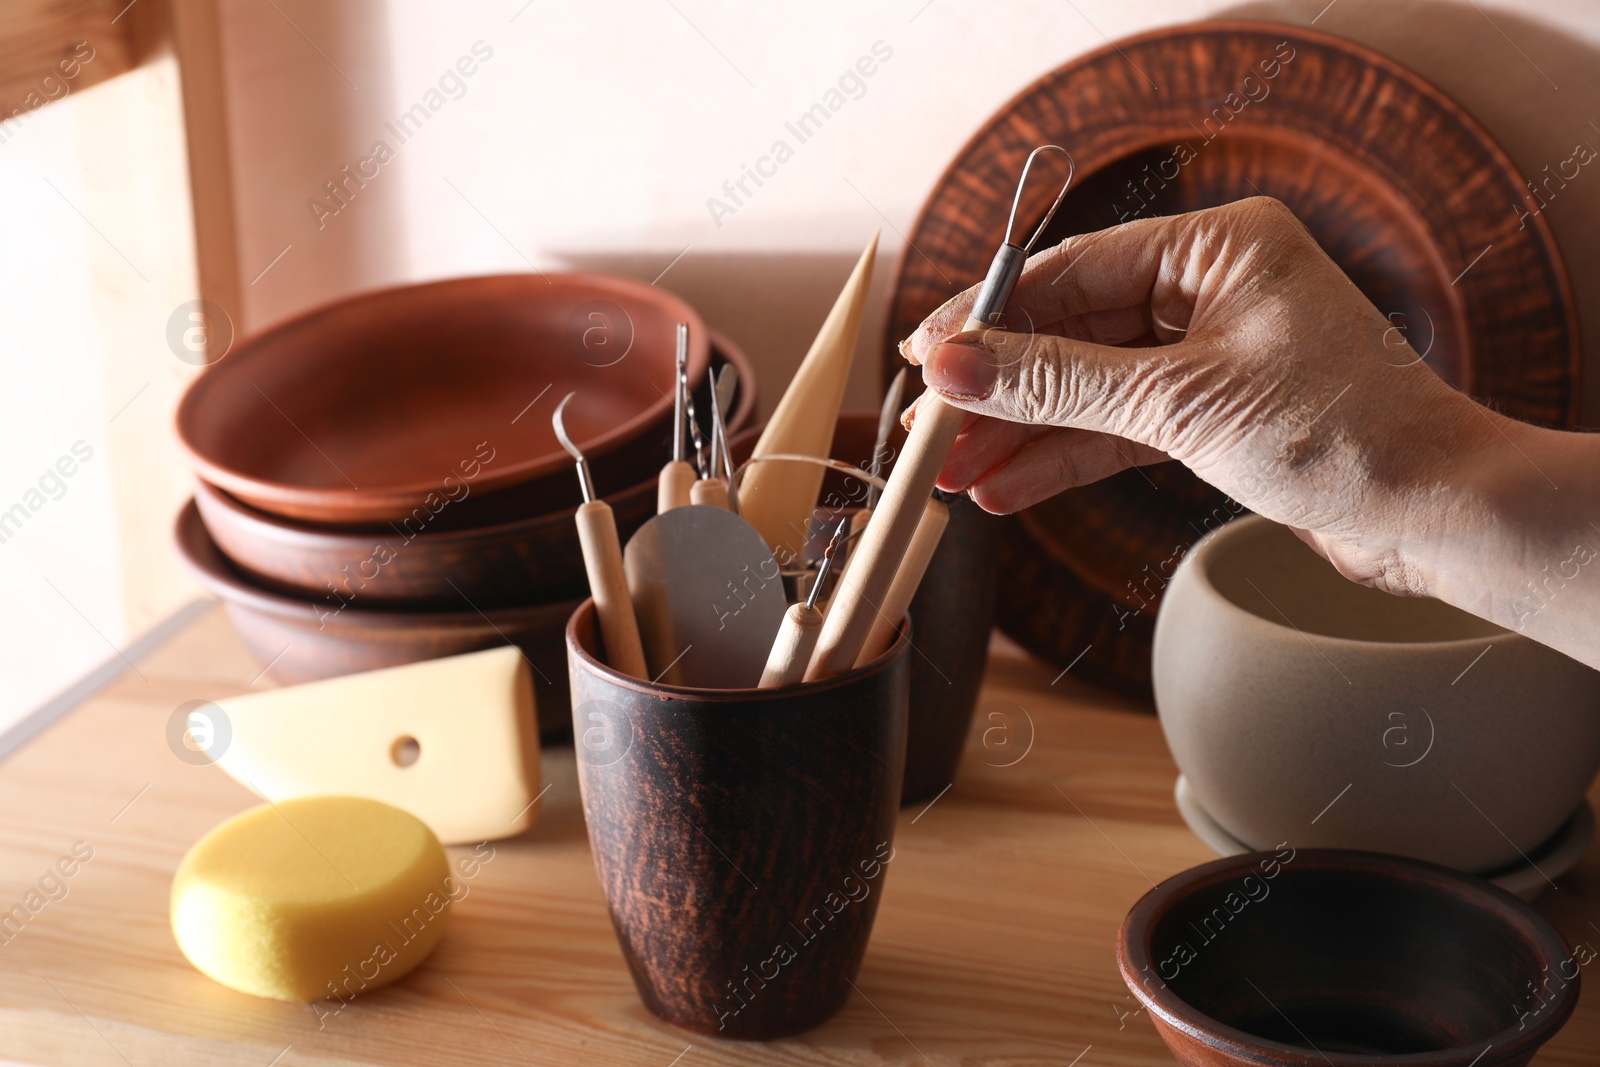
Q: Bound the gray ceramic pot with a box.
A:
[1153,515,1600,873]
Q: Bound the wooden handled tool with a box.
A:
[806,147,1074,681]
[741,231,878,562]
[689,365,738,510]
[556,393,647,678]
[658,323,696,513]
[856,495,949,666]
[760,519,847,688]
[574,499,647,679]
[844,367,908,553]
[804,399,965,680]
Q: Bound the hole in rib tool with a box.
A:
[555,392,648,679]
[657,322,696,513]
[806,146,1074,681]
[760,518,849,689]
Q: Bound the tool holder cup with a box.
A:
[565,599,911,1038]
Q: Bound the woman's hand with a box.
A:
[899,196,1600,668]
[902,197,1507,594]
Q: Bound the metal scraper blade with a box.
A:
[623,504,788,689]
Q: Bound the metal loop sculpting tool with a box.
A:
[805,146,1075,681]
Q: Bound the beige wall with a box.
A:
[3,0,1597,724]
[223,0,1600,424]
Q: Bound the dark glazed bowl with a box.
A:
[177,272,710,524]
[1117,849,1580,1066]
[191,332,758,609]
[175,500,578,738]
[822,413,999,805]
[566,599,909,1039]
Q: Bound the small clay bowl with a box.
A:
[1118,849,1579,1065]
[566,599,909,1039]
[1154,515,1600,873]
[191,333,757,609]
[176,272,710,524]
[175,500,577,738]
[818,413,1000,806]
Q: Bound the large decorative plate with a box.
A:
[883,21,1579,700]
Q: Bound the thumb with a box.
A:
[922,328,1162,439]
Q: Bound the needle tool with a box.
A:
[657,323,696,513]
[759,518,848,688]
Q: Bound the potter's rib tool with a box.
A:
[657,323,696,513]
[555,392,648,679]
[760,519,848,689]
[623,503,787,689]
[806,147,1074,681]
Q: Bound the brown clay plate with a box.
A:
[177,272,710,524]
[883,21,1579,699]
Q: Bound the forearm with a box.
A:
[1425,412,1600,669]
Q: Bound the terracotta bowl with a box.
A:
[1118,849,1579,1065]
[1153,516,1600,873]
[191,333,758,610]
[176,272,710,524]
[174,500,578,738]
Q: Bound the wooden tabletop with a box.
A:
[2,602,1598,1066]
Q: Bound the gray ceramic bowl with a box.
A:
[1153,515,1600,874]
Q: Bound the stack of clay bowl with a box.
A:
[174,273,757,738]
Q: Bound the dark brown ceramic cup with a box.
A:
[566,599,909,1039]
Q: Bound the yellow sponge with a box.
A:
[172,796,452,1001]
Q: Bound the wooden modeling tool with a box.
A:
[555,392,648,678]
[856,495,949,666]
[658,323,696,513]
[741,231,879,563]
[624,505,788,688]
[807,147,1074,682]
[848,367,908,546]
[760,518,848,688]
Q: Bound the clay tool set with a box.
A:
[558,149,1076,697]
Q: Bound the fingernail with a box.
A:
[924,342,997,401]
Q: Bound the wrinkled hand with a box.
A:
[899,196,1506,597]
